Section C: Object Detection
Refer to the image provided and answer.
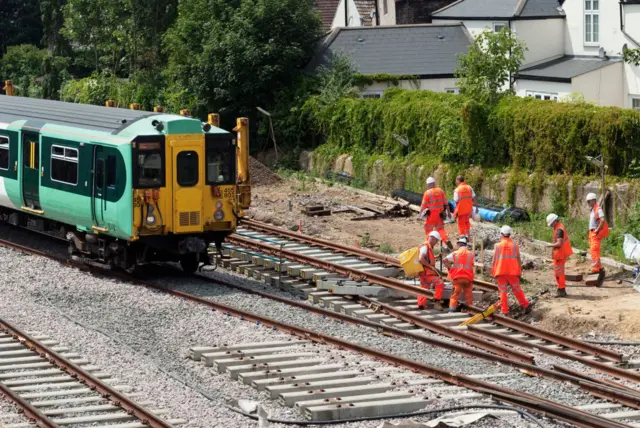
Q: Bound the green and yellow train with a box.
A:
[0,94,251,272]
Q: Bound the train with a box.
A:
[0,92,251,273]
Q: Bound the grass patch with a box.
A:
[377,242,395,254]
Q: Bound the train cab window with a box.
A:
[134,141,165,188]
[206,151,233,185]
[0,137,9,170]
[51,145,78,185]
[177,151,198,187]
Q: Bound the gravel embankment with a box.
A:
[0,225,627,427]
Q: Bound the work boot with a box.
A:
[596,268,606,287]
[555,288,568,298]
[523,298,535,315]
[417,306,426,310]
[434,300,444,311]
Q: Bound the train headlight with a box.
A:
[214,210,224,221]
[146,215,156,225]
[215,201,223,209]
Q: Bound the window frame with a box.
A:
[492,22,508,33]
[362,91,383,99]
[50,144,79,186]
[176,150,199,187]
[445,88,460,95]
[630,95,640,111]
[526,91,559,101]
[584,0,599,45]
[205,134,237,186]
[132,136,166,189]
[0,136,9,171]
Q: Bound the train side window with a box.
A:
[177,151,198,187]
[95,159,104,190]
[0,136,9,170]
[106,155,116,188]
[206,149,234,185]
[51,145,78,185]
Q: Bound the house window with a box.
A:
[631,96,640,111]
[445,88,460,94]
[585,0,599,44]
[526,91,558,101]
[493,22,507,33]
[362,92,382,99]
[383,0,388,15]
[51,145,78,185]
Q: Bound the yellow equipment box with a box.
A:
[398,247,424,278]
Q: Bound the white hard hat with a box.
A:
[586,192,597,202]
[428,231,441,241]
[457,235,468,245]
[500,225,512,236]
[546,213,559,227]
[426,177,436,185]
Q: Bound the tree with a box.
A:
[455,28,526,104]
[163,0,323,118]
[0,0,42,57]
[0,44,48,96]
[41,0,70,56]
[624,48,640,66]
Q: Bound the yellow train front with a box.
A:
[128,115,251,273]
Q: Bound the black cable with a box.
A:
[225,402,545,427]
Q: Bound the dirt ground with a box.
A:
[247,175,640,340]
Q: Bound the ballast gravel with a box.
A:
[0,228,609,427]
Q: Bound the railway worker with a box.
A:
[546,213,573,297]
[492,225,532,316]
[419,177,453,251]
[417,231,446,311]
[586,193,609,284]
[443,235,474,312]
[453,176,478,238]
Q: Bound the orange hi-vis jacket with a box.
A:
[455,183,473,216]
[591,203,610,239]
[448,247,474,281]
[421,187,447,224]
[492,237,522,277]
[553,222,573,260]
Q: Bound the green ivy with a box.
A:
[353,73,419,87]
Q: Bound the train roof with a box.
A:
[0,95,159,134]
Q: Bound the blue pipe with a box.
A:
[449,200,507,223]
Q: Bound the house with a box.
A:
[315,0,342,31]
[307,24,473,97]
[377,0,459,25]
[432,0,640,109]
[331,0,378,28]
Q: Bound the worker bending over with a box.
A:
[586,193,609,283]
[419,177,453,250]
[546,213,573,297]
[453,176,478,238]
[443,236,474,312]
[492,225,532,316]
[417,231,445,311]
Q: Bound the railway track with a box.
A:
[0,318,183,428]
[0,227,639,426]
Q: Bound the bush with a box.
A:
[305,88,640,176]
[0,44,47,97]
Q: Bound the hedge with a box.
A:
[304,88,640,176]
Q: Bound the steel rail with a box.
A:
[461,303,626,363]
[240,219,499,292]
[125,279,634,428]
[0,381,59,428]
[553,365,640,396]
[0,318,173,428]
[0,237,633,427]
[468,325,640,383]
[228,234,626,364]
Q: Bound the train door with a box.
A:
[92,146,117,231]
[172,145,204,233]
[21,131,41,211]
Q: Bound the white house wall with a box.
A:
[515,79,572,99]
[377,0,396,25]
[332,0,363,28]
[364,78,458,94]
[624,63,640,108]
[571,61,623,106]
[512,19,565,66]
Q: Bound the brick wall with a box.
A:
[395,0,456,24]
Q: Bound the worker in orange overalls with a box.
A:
[546,213,573,297]
[453,175,478,238]
[443,235,474,312]
[419,177,452,250]
[586,193,609,285]
[492,225,532,316]
[417,231,445,311]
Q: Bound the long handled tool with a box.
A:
[459,289,549,326]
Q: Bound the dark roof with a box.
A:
[0,95,152,133]
[307,24,472,77]
[433,0,564,19]
[315,0,341,31]
[515,56,621,83]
